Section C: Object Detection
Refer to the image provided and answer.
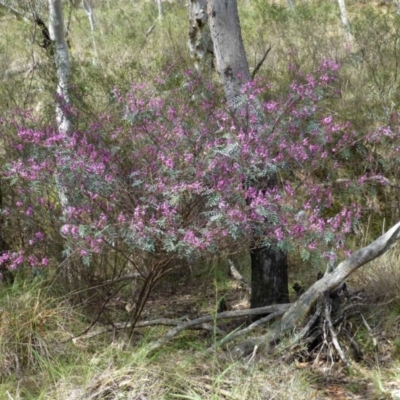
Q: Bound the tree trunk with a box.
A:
[49,0,72,137]
[337,0,352,41]
[208,0,250,107]
[287,0,295,11]
[208,0,289,308]
[49,0,74,286]
[188,0,213,74]
[82,0,98,65]
[250,246,289,308]
[0,180,13,284]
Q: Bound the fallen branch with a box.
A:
[213,309,285,350]
[148,303,290,352]
[78,318,226,340]
[274,220,400,341]
[334,176,400,190]
[3,62,42,78]
[0,1,27,20]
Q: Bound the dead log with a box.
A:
[272,220,400,342]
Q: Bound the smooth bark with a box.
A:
[208,0,250,107]
[337,0,352,40]
[155,0,162,20]
[82,0,98,64]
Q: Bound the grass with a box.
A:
[0,279,316,399]
[2,262,400,399]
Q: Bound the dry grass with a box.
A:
[357,242,400,307]
[40,346,319,400]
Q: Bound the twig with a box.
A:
[214,310,285,349]
[251,46,272,80]
[78,318,226,340]
[334,176,400,190]
[201,383,239,399]
[145,22,157,37]
[247,344,259,364]
[293,303,323,345]
[324,291,350,368]
[360,312,378,347]
[314,321,328,366]
[342,328,362,360]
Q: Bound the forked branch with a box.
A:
[274,220,400,341]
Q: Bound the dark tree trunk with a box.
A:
[0,181,13,285]
[250,245,289,308]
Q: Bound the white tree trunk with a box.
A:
[337,0,352,41]
[208,0,251,107]
[82,0,95,31]
[188,0,213,73]
[49,0,72,259]
[82,0,98,65]
[49,0,72,137]
[155,0,162,20]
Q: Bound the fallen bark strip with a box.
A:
[228,259,251,293]
[148,303,290,352]
[273,220,400,341]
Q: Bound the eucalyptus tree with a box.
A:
[207,0,289,309]
[156,0,162,20]
[337,0,352,40]
[82,0,98,64]
[188,0,213,74]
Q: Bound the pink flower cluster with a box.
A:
[1,62,398,272]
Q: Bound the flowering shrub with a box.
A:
[1,61,398,278]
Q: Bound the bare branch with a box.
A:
[148,303,290,352]
[251,46,272,80]
[78,318,227,340]
[214,309,285,349]
[275,220,400,339]
[334,176,400,190]
[324,291,350,367]
[0,1,27,20]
